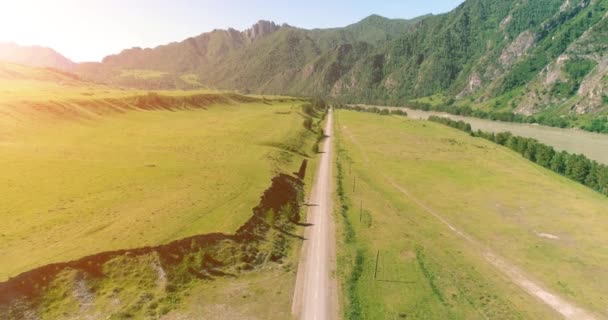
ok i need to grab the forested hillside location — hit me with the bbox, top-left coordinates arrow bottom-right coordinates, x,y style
58,0 -> 608,123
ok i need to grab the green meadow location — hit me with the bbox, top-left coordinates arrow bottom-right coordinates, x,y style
0,62 -> 231,106
334,110 -> 608,319
0,92 -> 314,281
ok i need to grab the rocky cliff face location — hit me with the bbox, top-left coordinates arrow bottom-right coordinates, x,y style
514,3 -> 608,115
244,20 -> 281,42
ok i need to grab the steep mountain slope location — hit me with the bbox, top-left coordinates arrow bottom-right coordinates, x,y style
330,0 -> 608,111
512,2 -> 608,115
76,17 -> 421,90
75,21 -> 280,89
103,21 -> 281,72
0,43 -> 76,71
77,0 -> 608,119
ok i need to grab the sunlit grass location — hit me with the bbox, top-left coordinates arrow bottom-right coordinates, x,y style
0,71 -> 313,280
335,110 -> 608,319
120,69 -> 167,79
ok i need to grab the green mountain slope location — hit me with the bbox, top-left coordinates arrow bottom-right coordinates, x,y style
75,17 -> 420,90
77,0 -> 608,118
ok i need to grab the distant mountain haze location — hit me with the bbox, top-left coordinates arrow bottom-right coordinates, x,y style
0,42 -> 76,71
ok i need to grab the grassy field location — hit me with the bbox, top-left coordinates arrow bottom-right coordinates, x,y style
0,62 -> 231,105
120,69 -> 168,79
0,62 -> 326,320
0,91 -> 315,281
0,62 -> 138,103
334,110 -> 608,319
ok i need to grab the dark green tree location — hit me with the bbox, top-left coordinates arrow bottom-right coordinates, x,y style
524,140 -> 538,162
535,144 -> 556,168
550,151 -> 567,175
566,154 -> 591,183
597,164 -> 608,196
585,162 -> 601,190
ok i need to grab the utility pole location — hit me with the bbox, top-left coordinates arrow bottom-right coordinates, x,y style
374,250 -> 380,280
359,200 -> 363,222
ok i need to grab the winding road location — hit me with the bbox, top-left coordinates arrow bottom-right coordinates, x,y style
292,109 -> 338,320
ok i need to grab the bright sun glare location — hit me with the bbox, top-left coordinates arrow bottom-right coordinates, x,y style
0,1 -> 151,62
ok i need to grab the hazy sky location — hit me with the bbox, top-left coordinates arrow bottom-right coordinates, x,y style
0,0 -> 464,62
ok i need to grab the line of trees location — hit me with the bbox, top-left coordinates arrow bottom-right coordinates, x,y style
303,98 -> 330,153
428,115 -> 608,197
400,100 -> 608,134
402,101 -> 572,128
427,116 -> 472,132
335,104 -> 408,117
302,97 -> 329,130
582,116 -> 608,134
338,101 -> 586,131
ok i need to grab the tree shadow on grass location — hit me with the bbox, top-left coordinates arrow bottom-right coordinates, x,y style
273,226 -> 307,241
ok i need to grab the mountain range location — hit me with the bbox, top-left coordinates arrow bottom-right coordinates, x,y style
1,0 -> 607,118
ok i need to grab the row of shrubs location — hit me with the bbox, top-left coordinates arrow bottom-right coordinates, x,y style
335,104 -> 408,117
581,116 -> 608,133
403,101 -> 572,128
302,98 -> 329,129
302,98 -> 330,153
336,151 -> 361,319
343,100 -> 607,134
428,115 -> 608,197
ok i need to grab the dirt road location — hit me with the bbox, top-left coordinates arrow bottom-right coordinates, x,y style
292,110 -> 338,320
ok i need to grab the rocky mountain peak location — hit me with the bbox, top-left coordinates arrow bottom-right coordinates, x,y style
244,20 -> 280,41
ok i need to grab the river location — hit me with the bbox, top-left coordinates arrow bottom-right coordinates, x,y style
368,106 -> 608,165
